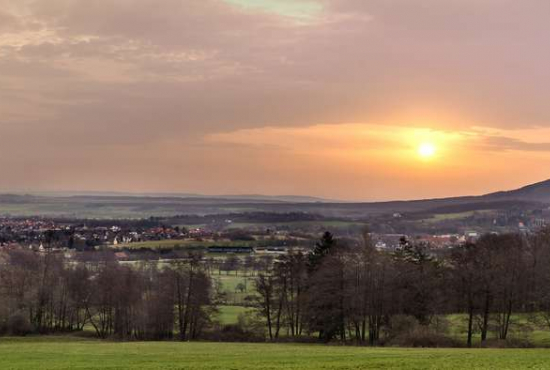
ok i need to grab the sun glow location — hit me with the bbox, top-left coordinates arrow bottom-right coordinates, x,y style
418,142 -> 436,158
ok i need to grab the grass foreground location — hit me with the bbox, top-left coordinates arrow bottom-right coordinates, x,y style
1,338 -> 550,369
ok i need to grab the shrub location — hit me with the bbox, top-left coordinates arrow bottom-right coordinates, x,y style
386,326 -> 460,347
484,338 -> 533,348
207,323 -> 264,342
384,315 -> 459,348
387,315 -> 419,337
208,313 -> 265,342
7,312 -> 33,336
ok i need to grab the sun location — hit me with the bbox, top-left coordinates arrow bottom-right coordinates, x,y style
418,142 -> 436,158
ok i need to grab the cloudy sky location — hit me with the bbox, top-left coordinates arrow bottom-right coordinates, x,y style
1,0 -> 550,200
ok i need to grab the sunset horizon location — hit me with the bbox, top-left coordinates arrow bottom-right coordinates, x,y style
7,175 -> 550,203
2,0 -> 550,201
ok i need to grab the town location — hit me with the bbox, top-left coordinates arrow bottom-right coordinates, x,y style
0,202 -> 548,260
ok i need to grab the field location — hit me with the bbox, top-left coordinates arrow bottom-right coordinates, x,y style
422,210 -> 495,223
1,338 -> 550,369
115,239 -> 257,249
224,220 -> 365,230
217,305 -> 253,324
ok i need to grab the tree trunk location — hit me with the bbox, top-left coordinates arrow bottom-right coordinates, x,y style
481,291 -> 490,345
467,304 -> 474,348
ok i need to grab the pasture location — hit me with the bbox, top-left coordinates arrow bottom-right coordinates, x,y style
0,338 -> 550,369
224,220 -> 365,230
217,305 -> 253,325
421,210 -> 496,223
114,239 -> 257,250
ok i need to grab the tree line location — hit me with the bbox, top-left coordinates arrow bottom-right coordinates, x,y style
0,251 -> 213,340
251,228 -> 550,347
2,227 -> 550,347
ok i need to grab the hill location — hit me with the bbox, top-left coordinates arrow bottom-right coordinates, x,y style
0,179 -> 549,218
482,179 -> 550,203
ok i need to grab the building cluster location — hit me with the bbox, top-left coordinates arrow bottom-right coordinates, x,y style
0,218 -> 191,251
373,231 -> 484,251
1,207 -> 549,257
0,218 -> 300,255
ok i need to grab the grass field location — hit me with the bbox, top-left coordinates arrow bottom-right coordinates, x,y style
214,272 -> 255,306
115,239 -> 257,249
217,305 -> 254,324
1,338 -> 550,369
423,210 -> 495,223
225,220 -> 365,230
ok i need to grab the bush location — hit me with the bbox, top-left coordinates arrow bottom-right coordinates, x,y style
384,315 -> 459,348
386,326 -> 460,347
207,323 -> 265,342
429,316 -> 451,334
7,312 -> 33,336
207,313 -> 265,342
483,338 -> 533,348
386,315 -> 419,337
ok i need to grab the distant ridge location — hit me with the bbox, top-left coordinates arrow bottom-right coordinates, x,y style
15,191 -> 336,203
5,179 -> 550,205
482,179 -> 550,203
0,178 -> 549,218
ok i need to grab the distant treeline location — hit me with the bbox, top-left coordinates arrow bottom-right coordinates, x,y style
2,228 -> 550,347
1,211 -> 332,229
157,212 -> 331,226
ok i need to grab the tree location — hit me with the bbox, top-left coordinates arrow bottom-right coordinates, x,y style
254,273 -> 276,340
450,242 -> 481,347
530,227 -> 550,331
171,253 -> 213,341
222,255 -> 240,276
307,232 -> 347,342
392,241 -> 443,326
308,232 -> 336,271
346,229 -> 392,345
276,252 -> 308,338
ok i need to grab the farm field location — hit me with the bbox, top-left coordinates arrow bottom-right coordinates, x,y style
114,239 -> 258,249
224,220 -> 365,230
113,238 -> 307,250
1,338 -> 550,369
422,210 -> 495,223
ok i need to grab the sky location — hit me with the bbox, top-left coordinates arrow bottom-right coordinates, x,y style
1,0 -> 550,201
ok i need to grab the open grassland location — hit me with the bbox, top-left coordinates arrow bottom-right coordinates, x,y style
1,338 -> 550,369
423,210 -> 495,223
217,305 -> 254,325
214,273 -> 256,306
224,220 -> 365,230
115,239 -> 257,249
113,238 -> 304,250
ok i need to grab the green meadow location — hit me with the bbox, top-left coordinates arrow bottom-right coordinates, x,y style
1,338 -> 550,369
114,239 -> 257,249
